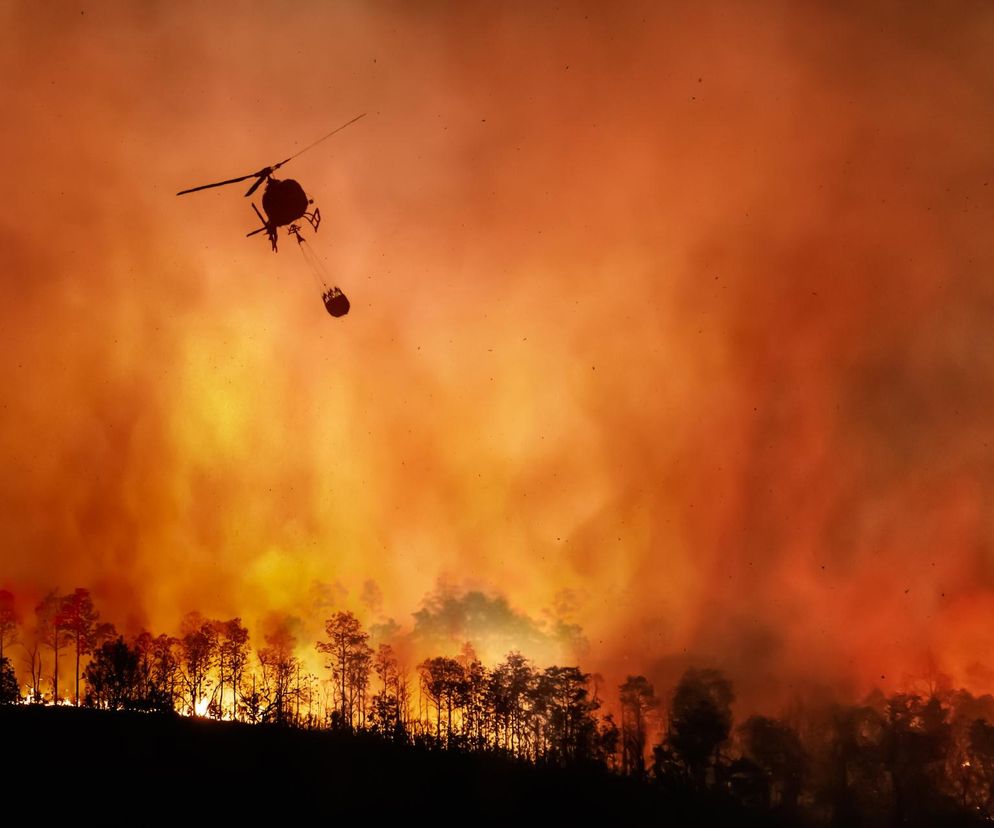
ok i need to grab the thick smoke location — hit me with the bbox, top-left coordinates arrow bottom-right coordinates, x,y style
2,2 -> 994,709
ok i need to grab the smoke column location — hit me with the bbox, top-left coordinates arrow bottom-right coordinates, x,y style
2,1 -> 994,707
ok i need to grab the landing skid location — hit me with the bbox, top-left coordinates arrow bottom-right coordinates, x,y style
246,205 -> 320,253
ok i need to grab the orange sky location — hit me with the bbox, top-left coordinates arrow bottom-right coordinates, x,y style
2,1 -> 994,709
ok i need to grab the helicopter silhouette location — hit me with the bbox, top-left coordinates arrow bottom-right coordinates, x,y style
176,113 -> 365,252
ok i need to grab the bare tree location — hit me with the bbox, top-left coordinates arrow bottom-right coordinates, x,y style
371,644 -> 402,736
35,591 -> 69,703
418,656 -> 465,744
316,611 -> 371,729
60,588 -> 101,706
215,618 -> 250,720
258,619 -> 299,725
459,644 -> 488,750
22,639 -> 43,702
133,632 -> 180,711
179,612 -> 217,715
620,675 -> 658,776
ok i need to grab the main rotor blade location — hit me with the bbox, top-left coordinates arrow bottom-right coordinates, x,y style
283,113 -> 366,164
176,169 -> 265,196
176,114 -> 364,197
245,161 -> 286,198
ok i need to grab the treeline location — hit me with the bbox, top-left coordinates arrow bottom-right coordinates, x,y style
1,588 -> 993,825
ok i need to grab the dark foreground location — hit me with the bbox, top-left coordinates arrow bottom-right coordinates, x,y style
3,706 -> 797,826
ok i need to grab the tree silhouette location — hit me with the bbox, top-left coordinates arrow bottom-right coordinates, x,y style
84,637 -> 139,710
347,635 -> 373,728
459,643 -> 488,750
818,703 -> 887,826
134,632 -> 180,711
35,591 -> 70,703
884,693 -> 952,824
418,655 -> 464,743
663,668 -> 734,787
22,638 -> 43,703
215,618 -> 250,720
59,588 -> 102,706
966,718 -> 994,818
489,652 -> 535,754
258,620 -> 300,725
179,612 -> 217,715
619,674 -> 658,777
316,611 -> 371,729
539,665 -> 599,765
739,714 -> 806,810
596,712 -> 621,769
240,672 -> 265,724
0,655 -> 18,704
370,643 -> 403,737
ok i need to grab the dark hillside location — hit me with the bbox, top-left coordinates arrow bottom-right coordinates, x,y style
2,706 -> 789,826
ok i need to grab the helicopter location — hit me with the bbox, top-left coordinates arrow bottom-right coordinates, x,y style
176,113 -> 365,253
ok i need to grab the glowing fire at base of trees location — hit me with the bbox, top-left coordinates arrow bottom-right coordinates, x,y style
4,585 -> 994,825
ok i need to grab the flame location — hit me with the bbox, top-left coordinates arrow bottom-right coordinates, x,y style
1,3 -> 994,711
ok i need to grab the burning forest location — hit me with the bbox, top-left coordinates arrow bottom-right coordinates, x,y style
4,0 -> 994,824
2,585 -> 994,825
